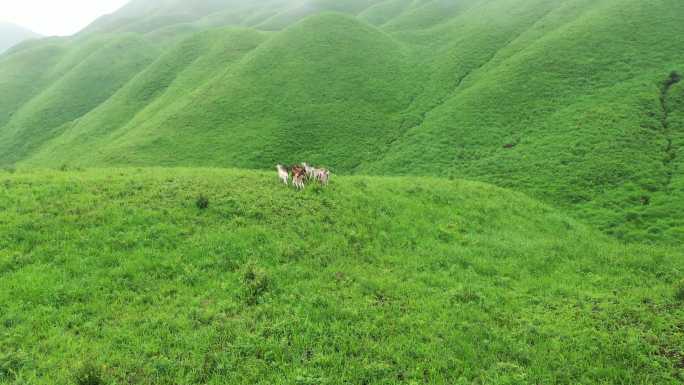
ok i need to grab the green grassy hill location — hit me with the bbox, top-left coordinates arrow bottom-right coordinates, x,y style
364,0 -> 684,244
0,168 -> 682,384
80,13 -> 415,170
0,35 -> 158,164
1,0 -> 683,245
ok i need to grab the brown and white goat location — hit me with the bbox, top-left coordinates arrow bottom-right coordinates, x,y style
291,166 -> 307,189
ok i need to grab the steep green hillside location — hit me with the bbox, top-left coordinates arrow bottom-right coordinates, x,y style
365,0 -> 684,245
0,35 -> 158,164
0,22 -> 40,54
0,40 -> 67,128
0,168 -> 682,384
1,0 -> 683,243
26,28 -> 268,166
90,13 -> 415,169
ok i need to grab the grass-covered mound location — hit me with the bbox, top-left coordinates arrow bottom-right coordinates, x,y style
0,168 -> 682,384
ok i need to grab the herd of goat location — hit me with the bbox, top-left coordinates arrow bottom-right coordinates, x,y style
277,163 -> 330,189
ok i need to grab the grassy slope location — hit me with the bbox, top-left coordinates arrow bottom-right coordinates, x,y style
365,0 -> 684,244
0,168 -> 682,384
26,28 -> 268,166
284,0 -> 679,246
0,35 -> 158,164
635,78 -> 684,242
254,0 -> 385,30
26,0 -> 547,170
0,0 -> 683,243
54,13 -> 416,170
358,0 -> 414,26
0,40 -> 68,128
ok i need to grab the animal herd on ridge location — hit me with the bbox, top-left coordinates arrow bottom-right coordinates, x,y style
277,163 -> 330,189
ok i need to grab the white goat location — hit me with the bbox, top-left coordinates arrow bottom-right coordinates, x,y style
314,168 -> 330,186
302,162 -> 315,179
276,164 -> 289,185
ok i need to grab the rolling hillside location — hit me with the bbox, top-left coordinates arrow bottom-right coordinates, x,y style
0,168 -> 682,384
1,0 -> 683,243
0,22 -> 40,54
3,2 -> 683,383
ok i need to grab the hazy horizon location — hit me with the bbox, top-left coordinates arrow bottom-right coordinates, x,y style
0,0 -> 129,36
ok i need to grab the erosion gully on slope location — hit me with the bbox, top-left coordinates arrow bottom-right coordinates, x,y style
659,70 -> 681,189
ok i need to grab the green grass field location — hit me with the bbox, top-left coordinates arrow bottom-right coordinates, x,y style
1,1 -> 684,383
0,168 -> 682,384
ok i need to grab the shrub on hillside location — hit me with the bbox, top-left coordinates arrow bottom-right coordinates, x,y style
665,71 -> 681,88
241,263 -> 270,305
196,194 -> 209,210
0,349 -> 27,381
74,363 -> 104,385
676,279 -> 684,301
451,288 -> 483,304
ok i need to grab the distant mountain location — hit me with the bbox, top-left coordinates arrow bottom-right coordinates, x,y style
0,22 -> 40,53
1,0 -> 683,244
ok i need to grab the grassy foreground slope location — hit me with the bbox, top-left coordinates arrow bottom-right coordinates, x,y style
1,168 -> 683,384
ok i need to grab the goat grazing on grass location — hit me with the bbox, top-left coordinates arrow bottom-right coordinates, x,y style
314,168 -> 330,186
291,165 -> 307,189
303,162 -> 330,185
276,164 -> 289,185
277,162 -> 330,189
302,162 -> 315,179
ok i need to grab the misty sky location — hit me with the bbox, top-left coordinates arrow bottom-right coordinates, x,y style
0,0 -> 129,36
